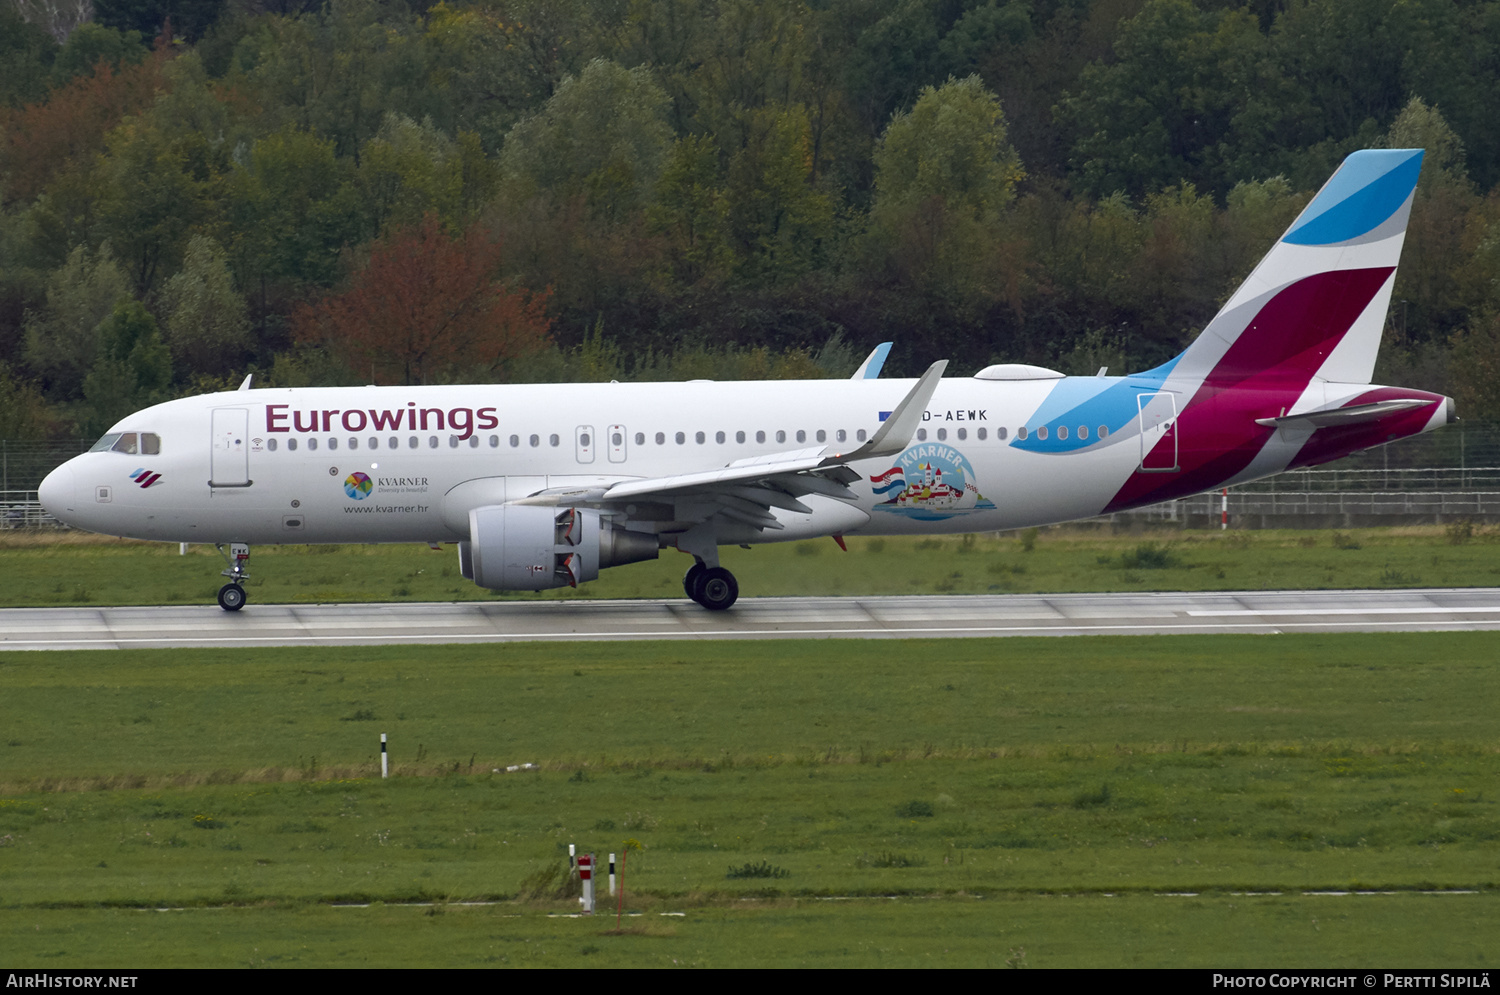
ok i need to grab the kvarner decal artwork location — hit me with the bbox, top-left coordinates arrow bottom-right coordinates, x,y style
869,445 -> 996,520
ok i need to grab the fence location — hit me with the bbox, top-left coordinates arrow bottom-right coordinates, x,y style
0,440 -> 93,493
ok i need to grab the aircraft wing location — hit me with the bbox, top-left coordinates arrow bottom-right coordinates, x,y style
520,361 -> 946,531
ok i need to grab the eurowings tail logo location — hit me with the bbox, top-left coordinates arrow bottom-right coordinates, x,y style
129,468 -> 161,488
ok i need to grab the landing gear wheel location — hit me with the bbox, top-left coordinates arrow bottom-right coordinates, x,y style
683,562 -> 706,600
217,583 -> 247,612
694,567 -> 738,611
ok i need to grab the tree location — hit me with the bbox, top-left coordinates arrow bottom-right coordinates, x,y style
11,0 -> 95,45
80,297 -> 171,435
159,234 -> 249,375
722,103 -> 833,285
0,45 -> 166,205
1058,0 -> 1267,199
867,74 -> 1024,308
356,112 -> 495,233
0,360 -> 49,439
22,243 -> 128,398
501,58 -> 674,223
292,215 -> 551,385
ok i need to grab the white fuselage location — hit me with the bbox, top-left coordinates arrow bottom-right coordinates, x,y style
42,377 -> 1149,545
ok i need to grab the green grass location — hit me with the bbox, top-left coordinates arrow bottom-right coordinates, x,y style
1,634 -> 1497,965
3,524 -> 1500,607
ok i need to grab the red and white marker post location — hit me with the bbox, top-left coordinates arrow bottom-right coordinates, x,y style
578,853 -> 595,915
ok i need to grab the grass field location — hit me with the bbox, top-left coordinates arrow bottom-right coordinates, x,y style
2,634 -> 1497,967
1,522 -> 1499,607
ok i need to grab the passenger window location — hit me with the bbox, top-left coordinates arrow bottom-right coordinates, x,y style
529,434 -> 539,447
675,432 -> 685,445
510,435 -> 520,447
916,429 -> 927,441
549,434 -> 559,447
715,431 -> 725,444
1078,425 -> 1089,440
957,428 -> 967,440
656,432 -> 665,445
390,437 -> 399,449
796,430 -> 806,443
268,438 -> 278,452
936,428 -> 947,441
429,436 -> 439,448
776,430 -> 786,443
856,429 -> 867,442
1017,427 -> 1027,441
328,438 -> 338,450
978,427 -> 988,441
635,432 -> 645,445
994,427 -> 1003,440
836,429 -> 846,443
349,437 -> 359,450
488,435 -> 498,447
1057,426 -> 1068,441
736,431 -> 746,443
288,438 -> 299,451
695,431 -> 705,444
756,431 -> 766,443
816,429 -> 826,443
449,435 -> 459,448
308,438 -> 319,451
410,436 -> 420,449
1099,425 -> 1109,439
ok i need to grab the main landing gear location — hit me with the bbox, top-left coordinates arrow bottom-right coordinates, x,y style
215,542 -> 250,611
683,561 -> 739,611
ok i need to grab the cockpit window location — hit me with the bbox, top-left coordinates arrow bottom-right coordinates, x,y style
95,432 -> 161,455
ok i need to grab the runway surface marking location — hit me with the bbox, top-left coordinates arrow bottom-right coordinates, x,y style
3,589 -> 1500,650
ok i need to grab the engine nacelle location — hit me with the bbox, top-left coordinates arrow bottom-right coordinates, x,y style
459,505 -> 658,591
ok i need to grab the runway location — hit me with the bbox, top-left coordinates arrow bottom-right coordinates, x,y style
4,588 -> 1500,650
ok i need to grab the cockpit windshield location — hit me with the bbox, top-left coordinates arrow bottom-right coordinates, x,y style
89,432 -> 161,455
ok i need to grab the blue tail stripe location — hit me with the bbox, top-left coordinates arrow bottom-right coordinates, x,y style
1284,149 -> 1423,246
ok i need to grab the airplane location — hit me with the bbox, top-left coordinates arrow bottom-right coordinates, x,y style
39,148 -> 1452,612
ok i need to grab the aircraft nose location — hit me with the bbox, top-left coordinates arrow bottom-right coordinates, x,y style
38,463 -> 75,517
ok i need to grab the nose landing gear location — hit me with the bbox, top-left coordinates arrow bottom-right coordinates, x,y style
215,542 -> 250,611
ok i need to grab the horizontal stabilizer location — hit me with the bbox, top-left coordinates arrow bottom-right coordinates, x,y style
1254,398 -> 1431,429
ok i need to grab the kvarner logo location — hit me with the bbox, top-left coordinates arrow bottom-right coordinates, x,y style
869,445 -> 995,521
344,471 -> 373,500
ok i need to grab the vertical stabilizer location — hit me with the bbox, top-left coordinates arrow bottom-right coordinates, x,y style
1170,148 -> 1423,389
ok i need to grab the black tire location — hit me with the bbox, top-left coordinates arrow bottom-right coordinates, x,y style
683,562 -> 707,600
217,583 -> 246,611
695,567 -> 738,611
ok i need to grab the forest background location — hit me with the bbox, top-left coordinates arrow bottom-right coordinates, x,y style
2,0 -> 1499,441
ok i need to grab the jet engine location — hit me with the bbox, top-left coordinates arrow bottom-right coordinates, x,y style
459,505 -> 659,591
